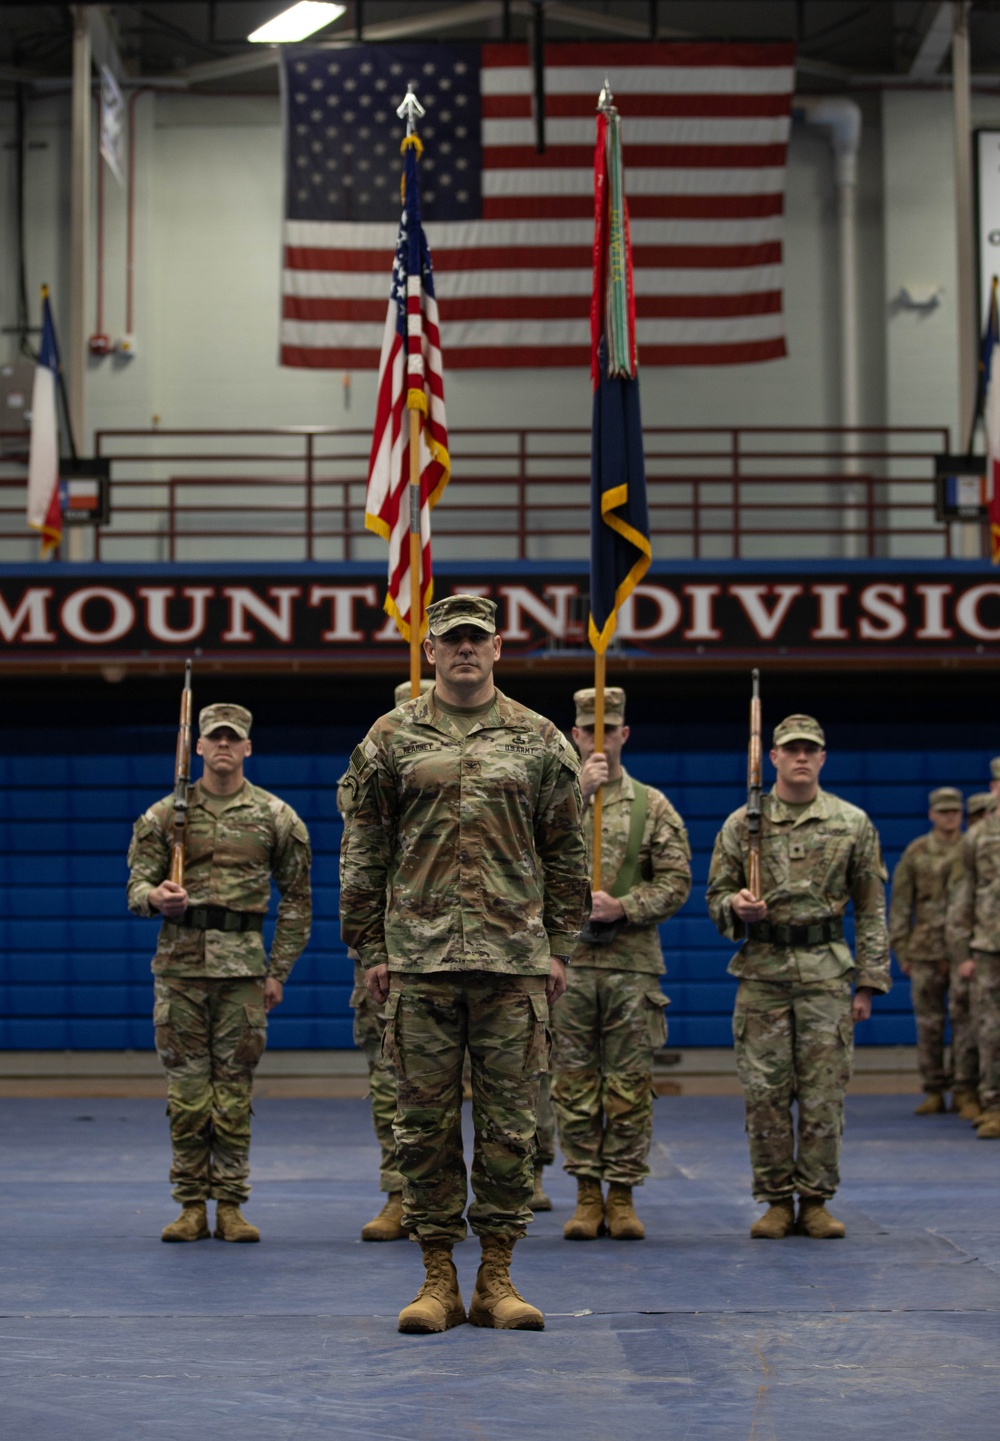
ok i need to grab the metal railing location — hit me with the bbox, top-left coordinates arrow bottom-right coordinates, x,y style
0,424 -> 967,563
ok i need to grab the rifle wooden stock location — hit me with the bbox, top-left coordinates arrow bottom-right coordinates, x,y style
746,668 -> 762,901
169,660 -> 193,886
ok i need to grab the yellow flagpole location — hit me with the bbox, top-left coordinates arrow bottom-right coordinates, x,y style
592,650 -> 606,892
408,408 -> 422,697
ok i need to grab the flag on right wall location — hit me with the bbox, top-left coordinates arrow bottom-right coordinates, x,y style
981,277 -> 1000,563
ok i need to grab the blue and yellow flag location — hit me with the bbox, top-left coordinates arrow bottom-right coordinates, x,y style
588,105 -> 651,653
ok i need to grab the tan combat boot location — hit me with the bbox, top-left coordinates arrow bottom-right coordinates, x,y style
914,1093 -> 946,1115
397,1242 -> 466,1333
749,1199 -> 795,1239
563,1177 -> 605,1240
796,1197 -> 846,1238
529,1167 -> 552,1212
975,1109 -> 1000,1139
361,1192 -> 406,1242
214,1203 -> 261,1242
954,1090 -> 983,1122
161,1201 -> 209,1243
468,1235 -> 544,1330
604,1182 -> 645,1240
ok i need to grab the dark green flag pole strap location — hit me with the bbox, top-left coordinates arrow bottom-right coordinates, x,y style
609,782 -> 648,899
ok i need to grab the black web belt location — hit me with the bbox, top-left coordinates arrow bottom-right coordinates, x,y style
747,918 -> 843,947
175,906 -> 265,934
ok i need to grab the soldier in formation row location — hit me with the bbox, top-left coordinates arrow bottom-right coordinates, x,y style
945,762 -> 1000,1140
947,791 -> 994,1120
889,788 -> 965,1114
706,715 -> 891,1240
127,704 -> 312,1243
346,680 -> 433,1246
555,686 -> 691,1242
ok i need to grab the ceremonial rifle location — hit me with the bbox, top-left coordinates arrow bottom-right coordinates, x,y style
747,669 -> 762,901
169,660 -> 193,887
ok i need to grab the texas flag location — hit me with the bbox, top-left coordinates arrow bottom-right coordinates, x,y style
26,288 -> 62,557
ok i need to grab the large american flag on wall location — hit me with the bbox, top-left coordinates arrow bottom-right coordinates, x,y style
281,41 -> 795,369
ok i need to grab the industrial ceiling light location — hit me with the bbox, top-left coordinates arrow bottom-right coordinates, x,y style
248,2 -> 346,43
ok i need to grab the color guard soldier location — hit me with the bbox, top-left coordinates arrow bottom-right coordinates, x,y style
128,704 -> 311,1243
706,715 -> 891,1240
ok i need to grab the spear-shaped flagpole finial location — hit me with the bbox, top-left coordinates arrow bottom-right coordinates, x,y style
597,77 -> 616,113
396,82 -> 426,137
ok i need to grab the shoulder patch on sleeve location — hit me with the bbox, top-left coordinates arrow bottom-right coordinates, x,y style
658,793 -> 685,829
139,800 -> 171,836
555,730 -> 581,775
350,738 -> 378,773
341,735 -> 379,814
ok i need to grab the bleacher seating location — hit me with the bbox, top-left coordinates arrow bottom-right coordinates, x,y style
0,743 -> 991,1050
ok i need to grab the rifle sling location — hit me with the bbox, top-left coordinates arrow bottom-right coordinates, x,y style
607,781 -> 648,900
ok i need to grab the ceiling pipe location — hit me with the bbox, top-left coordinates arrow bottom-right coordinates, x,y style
795,95 -> 863,554
796,96 -> 862,433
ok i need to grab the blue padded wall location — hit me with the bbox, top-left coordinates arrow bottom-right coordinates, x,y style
0,739 -> 989,1049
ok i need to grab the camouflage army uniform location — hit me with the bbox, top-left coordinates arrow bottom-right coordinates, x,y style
946,811 -> 1000,1117
553,766 -> 691,1184
948,794 -> 994,1098
339,685 -> 589,1244
350,955 -> 403,1193
337,766 -> 403,1198
128,780 -> 311,1204
706,787 -> 890,1203
889,829 -> 963,1095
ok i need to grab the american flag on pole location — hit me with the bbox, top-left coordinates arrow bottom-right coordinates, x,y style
26,288 -> 62,556
364,130 -> 450,639
281,41 -> 795,369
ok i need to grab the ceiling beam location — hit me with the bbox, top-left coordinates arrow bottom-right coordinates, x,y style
356,1 -> 503,40
909,1 -> 953,77
510,1 -> 653,39
167,48 -> 280,85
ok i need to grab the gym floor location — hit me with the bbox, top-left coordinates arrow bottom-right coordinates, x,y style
1,1093 -> 995,1441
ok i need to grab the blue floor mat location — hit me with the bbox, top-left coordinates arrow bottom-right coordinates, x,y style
0,1094 -> 997,1441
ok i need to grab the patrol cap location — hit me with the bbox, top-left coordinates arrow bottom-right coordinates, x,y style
394,679 -> 434,705
426,594 -> 497,637
199,703 -> 252,739
929,786 -> 963,812
772,714 -> 825,748
574,687 -> 626,727
990,757 -> 1000,780
967,792 -> 996,818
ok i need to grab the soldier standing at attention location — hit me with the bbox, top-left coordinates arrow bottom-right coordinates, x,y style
946,784 -> 1000,1139
706,715 -> 891,1240
889,788 -> 964,1115
128,704 -> 312,1242
339,596 -> 589,1334
948,792 -> 995,1121
990,757 -> 1000,801
554,686 -> 691,1242
346,679 -> 431,1245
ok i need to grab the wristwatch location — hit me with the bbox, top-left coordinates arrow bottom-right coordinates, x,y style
551,953 -> 573,964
